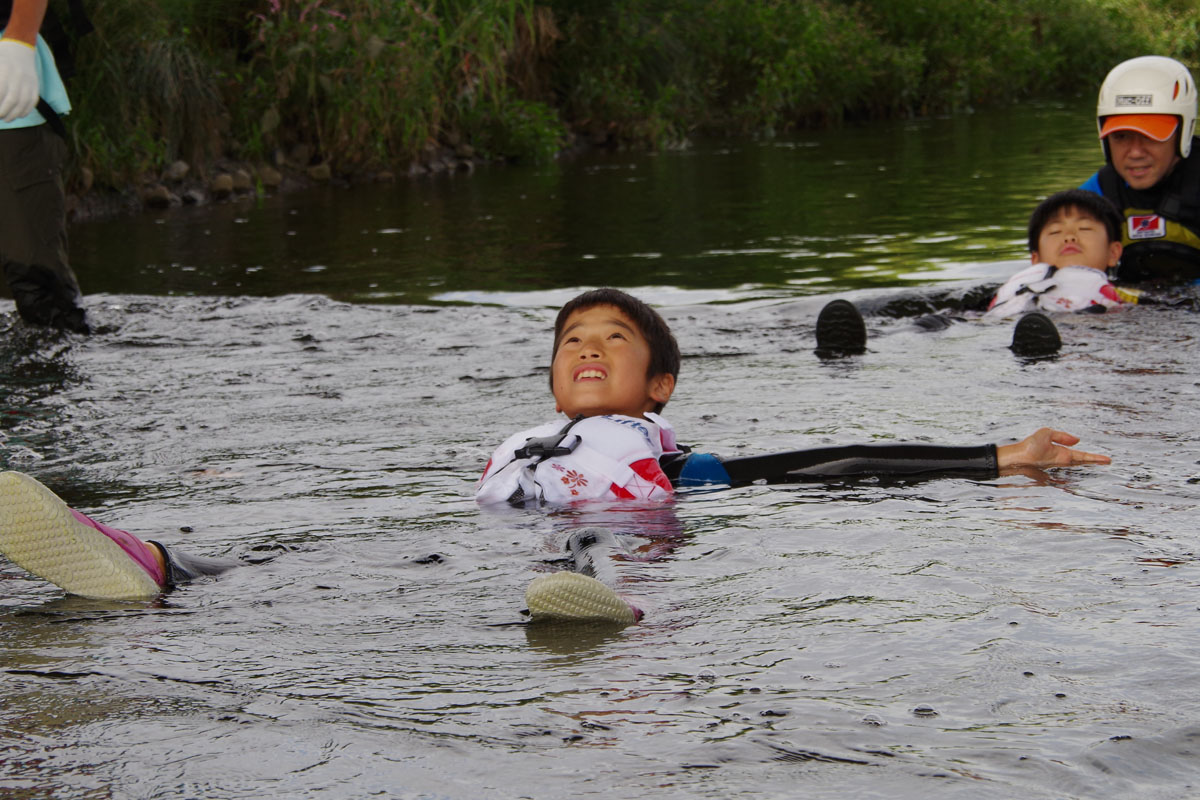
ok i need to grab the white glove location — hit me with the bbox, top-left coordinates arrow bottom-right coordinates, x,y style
0,38 -> 39,123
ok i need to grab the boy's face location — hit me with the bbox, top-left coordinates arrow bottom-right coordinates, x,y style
551,304 -> 675,418
1106,128 -> 1181,190
1032,206 -> 1122,272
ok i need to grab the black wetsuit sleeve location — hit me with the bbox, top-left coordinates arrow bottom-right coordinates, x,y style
661,443 -> 999,486
148,541 -> 237,589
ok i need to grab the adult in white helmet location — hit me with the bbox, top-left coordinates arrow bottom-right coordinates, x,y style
0,0 -> 89,332
1080,55 -> 1200,283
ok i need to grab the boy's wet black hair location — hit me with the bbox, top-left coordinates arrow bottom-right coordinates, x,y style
551,288 -> 681,412
1027,189 -> 1123,253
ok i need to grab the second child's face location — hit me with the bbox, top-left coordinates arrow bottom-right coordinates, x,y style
551,304 -> 674,419
1032,207 -> 1122,272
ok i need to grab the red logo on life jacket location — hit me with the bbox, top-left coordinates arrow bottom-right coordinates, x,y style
1128,214 -> 1166,240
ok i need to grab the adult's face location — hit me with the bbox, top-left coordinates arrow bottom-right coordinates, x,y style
1106,129 -> 1182,190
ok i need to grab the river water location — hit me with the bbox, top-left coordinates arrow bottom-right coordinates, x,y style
3,103 -> 1199,799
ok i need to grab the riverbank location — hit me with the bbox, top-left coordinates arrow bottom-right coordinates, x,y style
57,0 -> 1197,218
66,126 -> 607,224
65,138 -> 518,223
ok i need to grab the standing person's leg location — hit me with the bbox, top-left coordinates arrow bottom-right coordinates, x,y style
0,125 -> 89,333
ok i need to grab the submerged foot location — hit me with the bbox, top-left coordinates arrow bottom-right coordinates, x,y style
0,471 -> 163,600
525,572 -> 642,626
1010,312 -> 1062,358
814,299 -> 867,358
565,526 -> 627,585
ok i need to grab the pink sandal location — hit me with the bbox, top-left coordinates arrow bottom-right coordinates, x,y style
0,471 -> 163,599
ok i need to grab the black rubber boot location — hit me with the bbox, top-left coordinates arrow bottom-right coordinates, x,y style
4,261 -> 90,334
814,299 -> 867,358
1010,312 -> 1061,358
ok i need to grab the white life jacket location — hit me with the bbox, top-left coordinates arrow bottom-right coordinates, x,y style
985,263 -> 1128,319
476,413 -> 680,507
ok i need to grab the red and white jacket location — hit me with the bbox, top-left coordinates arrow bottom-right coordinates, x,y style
476,413 -> 680,506
985,263 -> 1129,319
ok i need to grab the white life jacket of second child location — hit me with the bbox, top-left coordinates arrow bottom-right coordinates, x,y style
985,263 -> 1128,319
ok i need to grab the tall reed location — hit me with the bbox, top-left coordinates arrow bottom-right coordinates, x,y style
54,0 -> 1200,191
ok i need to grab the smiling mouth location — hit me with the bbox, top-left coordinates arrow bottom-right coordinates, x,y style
575,368 -> 606,381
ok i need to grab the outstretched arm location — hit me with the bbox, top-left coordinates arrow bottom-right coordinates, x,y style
669,441 -> 1002,485
996,428 -> 1110,472
665,428 -> 1110,486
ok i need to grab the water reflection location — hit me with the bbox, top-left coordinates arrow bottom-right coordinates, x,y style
0,320 -> 86,471
66,102 -> 1098,305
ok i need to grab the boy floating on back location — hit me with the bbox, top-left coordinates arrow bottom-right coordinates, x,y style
477,288 -> 1110,623
1,290 -> 1110,617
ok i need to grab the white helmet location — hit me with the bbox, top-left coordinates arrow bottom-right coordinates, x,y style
1097,55 -> 1197,160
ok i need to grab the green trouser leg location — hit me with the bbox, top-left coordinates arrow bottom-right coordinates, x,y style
0,125 -> 89,334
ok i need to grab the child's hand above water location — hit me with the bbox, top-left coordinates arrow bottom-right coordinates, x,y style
997,428 -> 1111,472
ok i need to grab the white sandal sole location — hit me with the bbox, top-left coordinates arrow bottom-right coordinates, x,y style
0,471 -> 160,600
525,572 -> 637,625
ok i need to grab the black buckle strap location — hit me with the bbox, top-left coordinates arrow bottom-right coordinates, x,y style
514,434 -> 579,460
1014,264 -> 1059,298
36,98 -> 67,140
514,415 -> 584,460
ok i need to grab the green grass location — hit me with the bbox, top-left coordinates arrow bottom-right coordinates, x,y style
52,0 -> 1200,191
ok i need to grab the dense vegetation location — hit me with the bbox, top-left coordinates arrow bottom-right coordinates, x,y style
51,0 -> 1200,190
